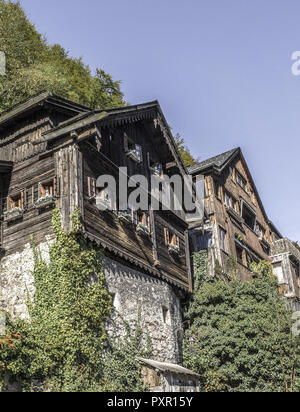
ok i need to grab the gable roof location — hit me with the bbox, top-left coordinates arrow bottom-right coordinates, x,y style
189,147 -> 283,238
0,91 -> 90,129
188,148 -> 240,175
39,98 -> 187,175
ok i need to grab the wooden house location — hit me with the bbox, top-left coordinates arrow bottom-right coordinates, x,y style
189,148 -> 300,309
0,91 -> 192,363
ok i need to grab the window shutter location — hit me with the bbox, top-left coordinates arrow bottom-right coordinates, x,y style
164,228 -> 169,245
54,177 -> 60,198
88,177 -> 91,197
92,178 -> 96,198
88,177 -> 96,198
21,190 -> 25,210
38,182 -> 43,199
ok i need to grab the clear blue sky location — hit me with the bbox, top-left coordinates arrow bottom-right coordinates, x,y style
20,0 -> 300,241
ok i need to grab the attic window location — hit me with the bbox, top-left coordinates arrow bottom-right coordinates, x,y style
124,134 -> 142,163
237,172 -> 247,190
241,201 -> 256,231
149,160 -> 163,177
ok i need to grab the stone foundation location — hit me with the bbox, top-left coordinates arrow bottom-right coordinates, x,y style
103,258 -> 183,364
0,237 -> 53,320
0,241 -> 183,363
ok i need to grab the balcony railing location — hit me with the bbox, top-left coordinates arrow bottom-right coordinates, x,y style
270,238 -> 300,262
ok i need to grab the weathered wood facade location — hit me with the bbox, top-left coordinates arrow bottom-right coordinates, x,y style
189,148 -> 300,308
0,92 -> 192,294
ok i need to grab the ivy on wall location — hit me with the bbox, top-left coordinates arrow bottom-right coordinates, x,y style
184,254 -> 300,392
0,209 -> 151,392
102,310 -> 152,392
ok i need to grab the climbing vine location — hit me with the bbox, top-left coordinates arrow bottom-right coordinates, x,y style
101,310 -> 152,392
0,209 -> 151,392
184,254 -> 300,392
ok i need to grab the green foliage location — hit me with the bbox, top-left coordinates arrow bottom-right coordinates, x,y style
174,133 -> 198,167
0,209 -> 152,392
225,255 -> 238,281
101,311 -> 152,392
0,209 -> 112,392
184,255 -> 300,392
0,1 -> 125,112
292,241 -> 300,252
193,249 -> 212,291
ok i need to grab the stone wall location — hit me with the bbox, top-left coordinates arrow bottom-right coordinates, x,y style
103,258 -> 183,364
0,241 -> 183,364
0,237 -> 53,320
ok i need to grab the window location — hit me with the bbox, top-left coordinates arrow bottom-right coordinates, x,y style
136,210 -> 149,227
236,244 -> 244,264
219,227 -> 227,252
88,177 -> 96,198
135,210 -> 151,235
96,188 -> 113,209
125,135 -> 142,163
237,172 -> 247,190
40,181 -> 54,198
255,223 -> 266,240
193,232 -> 212,252
162,306 -> 171,325
8,193 -> 22,210
149,160 -> 163,177
224,192 -> 231,208
164,228 -> 180,252
241,201 -> 256,231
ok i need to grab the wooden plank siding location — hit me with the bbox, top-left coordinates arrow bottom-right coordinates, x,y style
0,98 -> 191,291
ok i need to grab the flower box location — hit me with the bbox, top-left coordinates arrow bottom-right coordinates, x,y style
168,244 -> 179,254
150,165 -> 162,177
137,223 -> 150,236
34,196 -> 55,209
96,197 -> 111,210
118,211 -> 133,224
4,207 -> 24,222
126,150 -> 141,163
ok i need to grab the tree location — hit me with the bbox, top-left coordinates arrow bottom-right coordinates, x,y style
174,133 -> 198,167
293,241 -> 300,252
183,253 -> 300,392
0,1 -> 125,113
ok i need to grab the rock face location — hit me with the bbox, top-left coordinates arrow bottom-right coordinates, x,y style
0,243 -> 183,364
